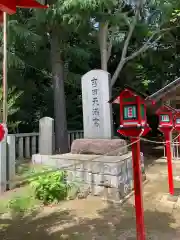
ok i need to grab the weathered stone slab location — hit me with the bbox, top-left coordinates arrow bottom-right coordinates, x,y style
71,139 -> 128,156
7,135 -> 16,190
91,153 -> 131,174
39,117 -> 54,155
52,153 -> 98,170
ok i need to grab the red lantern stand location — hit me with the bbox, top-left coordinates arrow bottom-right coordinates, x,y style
156,105 -> 176,195
112,88 -> 150,240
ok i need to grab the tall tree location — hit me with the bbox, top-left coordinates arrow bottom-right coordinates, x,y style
64,0 -> 177,87
31,1 -> 92,152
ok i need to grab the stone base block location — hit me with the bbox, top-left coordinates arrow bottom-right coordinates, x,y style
90,186 -> 125,201
71,139 -> 128,156
167,194 -> 178,202
32,152 -> 145,201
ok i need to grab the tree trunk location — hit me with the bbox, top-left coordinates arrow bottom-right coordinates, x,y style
99,22 -> 108,71
50,29 -> 69,153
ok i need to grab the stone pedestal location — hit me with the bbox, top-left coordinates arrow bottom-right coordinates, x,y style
32,151 -> 145,201
33,152 -> 134,201
71,138 -> 128,155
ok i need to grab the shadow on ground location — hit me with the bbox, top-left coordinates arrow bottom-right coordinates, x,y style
174,188 -> 180,196
140,141 -> 164,167
0,199 -> 179,240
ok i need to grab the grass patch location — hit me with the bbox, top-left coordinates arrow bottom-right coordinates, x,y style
7,195 -> 38,214
0,186 -> 41,216
15,161 -> 55,187
0,162 -> 53,215
0,199 -> 7,214
0,161 -> 81,215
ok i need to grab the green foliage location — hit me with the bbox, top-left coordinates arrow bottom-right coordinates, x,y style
7,196 -> 36,214
2,0 -> 180,134
0,86 -> 23,131
171,9 -> 180,23
30,171 -> 69,204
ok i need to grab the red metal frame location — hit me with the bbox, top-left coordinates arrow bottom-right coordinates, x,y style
0,0 -> 47,16
156,105 -> 176,195
111,88 -> 150,240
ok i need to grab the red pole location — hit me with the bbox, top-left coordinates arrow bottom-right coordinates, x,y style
131,137 -> 145,240
164,132 -> 174,195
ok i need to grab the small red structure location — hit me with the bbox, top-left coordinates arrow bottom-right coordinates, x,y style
156,105 -> 175,130
0,0 -> 47,15
156,105 -> 176,195
110,87 -> 150,240
174,110 -> 180,132
111,88 -> 150,137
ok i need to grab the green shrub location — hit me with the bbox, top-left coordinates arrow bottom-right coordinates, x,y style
30,171 -> 69,204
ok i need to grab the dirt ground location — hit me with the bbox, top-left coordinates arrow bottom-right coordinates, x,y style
1,160 -> 180,239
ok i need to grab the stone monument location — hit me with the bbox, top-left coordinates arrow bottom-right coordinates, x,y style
81,69 -> 113,139
7,135 -> 16,189
39,117 -> 54,155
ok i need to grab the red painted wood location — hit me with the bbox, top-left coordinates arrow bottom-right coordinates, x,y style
17,0 -> 48,8
164,132 -> 174,195
131,137 -> 146,240
0,1 -> 16,14
0,0 -> 47,16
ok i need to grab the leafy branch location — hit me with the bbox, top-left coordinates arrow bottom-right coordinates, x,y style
111,0 -> 143,86
111,21 -> 176,86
